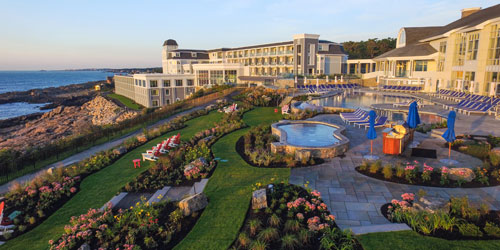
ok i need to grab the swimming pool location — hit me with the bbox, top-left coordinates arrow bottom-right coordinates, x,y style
278,123 -> 339,147
310,91 -> 417,110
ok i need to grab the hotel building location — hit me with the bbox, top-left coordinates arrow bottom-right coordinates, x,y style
349,4 -> 500,96
115,34 -> 347,108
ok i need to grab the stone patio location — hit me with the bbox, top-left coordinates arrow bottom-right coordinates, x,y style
290,114 -> 500,234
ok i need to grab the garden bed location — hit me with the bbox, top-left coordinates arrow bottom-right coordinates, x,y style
49,199 -> 203,250
355,160 -> 500,188
235,124 -> 324,168
231,183 -> 362,250
122,106 -> 250,192
381,194 -> 500,241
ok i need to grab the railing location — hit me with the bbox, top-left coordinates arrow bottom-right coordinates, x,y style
278,51 -> 284,55
263,52 -> 269,56
270,52 -> 276,55
256,53 -> 262,56
286,50 -> 293,54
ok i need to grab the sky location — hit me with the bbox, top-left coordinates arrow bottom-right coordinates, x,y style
0,0 -> 498,70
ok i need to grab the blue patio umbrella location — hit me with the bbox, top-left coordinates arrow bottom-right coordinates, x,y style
366,110 -> 377,156
407,101 -> 421,129
442,111 -> 457,160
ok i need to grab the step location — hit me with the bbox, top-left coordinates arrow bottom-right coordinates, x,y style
101,192 -> 128,211
349,223 -> 411,235
189,178 -> 209,195
147,186 -> 171,205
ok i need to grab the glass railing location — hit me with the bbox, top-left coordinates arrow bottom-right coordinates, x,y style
278,51 -> 284,55
286,50 -> 293,54
263,52 -> 269,56
256,53 -> 262,56
270,52 -> 276,55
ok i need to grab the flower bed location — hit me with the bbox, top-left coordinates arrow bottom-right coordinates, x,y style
236,124 -> 322,168
1,107 -> 221,240
49,199 -> 200,250
382,193 -> 500,240
123,107 -> 249,192
355,160 -> 500,188
233,87 -> 282,107
231,183 -> 361,250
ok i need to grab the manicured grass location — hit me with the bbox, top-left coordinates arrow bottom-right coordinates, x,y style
358,229 -> 500,250
174,107 -> 291,250
1,111 -> 223,250
107,93 -> 142,110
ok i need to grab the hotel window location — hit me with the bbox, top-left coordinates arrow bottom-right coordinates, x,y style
439,41 -> 447,53
198,70 -> 209,85
297,45 -> 301,53
454,33 -> 467,66
166,99 -> 170,105
152,100 -> 159,107
142,80 -> 146,87
150,80 -> 158,88
467,33 -> 480,60
163,80 -> 171,87
187,79 -> 194,86
134,79 -> 138,86
176,52 -> 180,57
488,25 -> 500,65
175,80 -> 183,87
150,89 -> 159,96
414,60 -> 428,72
297,56 -> 301,65
165,89 -> 170,95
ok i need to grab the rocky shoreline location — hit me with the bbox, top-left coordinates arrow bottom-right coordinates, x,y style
0,80 -> 140,150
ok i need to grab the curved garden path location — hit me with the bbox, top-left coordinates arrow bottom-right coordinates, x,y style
174,107 -> 290,250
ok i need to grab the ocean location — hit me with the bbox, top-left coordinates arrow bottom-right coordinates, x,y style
0,70 -> 114,120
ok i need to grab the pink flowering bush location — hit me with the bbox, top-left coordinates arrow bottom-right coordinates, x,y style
49,200 -> 190,250
233,183 -> 359,249
404,163 -> 418,183
422,164 -> 434,183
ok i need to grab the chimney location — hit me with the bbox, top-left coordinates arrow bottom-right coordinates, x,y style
461,7 -> 481,18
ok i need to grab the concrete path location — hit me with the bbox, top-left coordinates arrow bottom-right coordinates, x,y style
0,103 -> 214,194
290,114 -> 500,233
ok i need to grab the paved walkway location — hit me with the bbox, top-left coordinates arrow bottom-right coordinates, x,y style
0,103 -> 215,194
290,114 -> 500,233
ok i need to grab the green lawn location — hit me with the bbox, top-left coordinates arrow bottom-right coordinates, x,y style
2,111 -> 223,250
358,230 -> 500,250
174,107 -> 291,250
107,93 -> 142,110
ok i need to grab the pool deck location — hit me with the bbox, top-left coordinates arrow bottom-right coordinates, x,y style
291,114 -> 500,234
362,89 -> 500,137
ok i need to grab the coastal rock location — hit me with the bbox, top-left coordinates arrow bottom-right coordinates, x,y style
252,188 -> 267,210
136,134 -> 147,143
448,168 -> 475,182
0,95 -> 138,151
179,193 -> 208,216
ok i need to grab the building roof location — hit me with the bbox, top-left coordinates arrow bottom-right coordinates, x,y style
421,4 -> 500,41
169,51 -> 209,60
238,76 -> 280,82
172,49 -> 208,53
375,43 -> 437,59
163,39 -> 178,46
317,43 -> 347,55
403,27 -> 442,45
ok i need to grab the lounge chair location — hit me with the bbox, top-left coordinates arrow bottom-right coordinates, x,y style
344,113 -> 370,124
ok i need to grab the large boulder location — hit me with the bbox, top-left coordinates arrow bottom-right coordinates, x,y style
448,168 -> 475,182
413,197 -> 450,213
179,193 -> 208,216
112,146 -> 127,156
136,134 -> 147,143
491,147 -> 500,156
252,189 -> 267,210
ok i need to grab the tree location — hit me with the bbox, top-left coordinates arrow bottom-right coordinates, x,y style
342,38 -> 396,59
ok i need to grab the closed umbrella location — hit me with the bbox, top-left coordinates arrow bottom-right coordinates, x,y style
407,101 -> 420,141
440,111 -> 458,165
365,110 -> 378,160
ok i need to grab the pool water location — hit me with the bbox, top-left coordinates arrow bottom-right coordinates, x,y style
311,92 -> 416,110
279,123 -> 339,147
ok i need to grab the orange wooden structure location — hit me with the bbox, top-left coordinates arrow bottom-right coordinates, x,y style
382,123 -> 410,155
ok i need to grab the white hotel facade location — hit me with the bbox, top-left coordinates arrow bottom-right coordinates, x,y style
114,34 -> 347,108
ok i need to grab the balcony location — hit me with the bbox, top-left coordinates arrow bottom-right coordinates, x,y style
286,50 -> 293,54
270,51 -> 276,55
256,53 -> 262,56
279,62 -> 285,65
263,52 -> 269,56
278,51 -> 284,55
